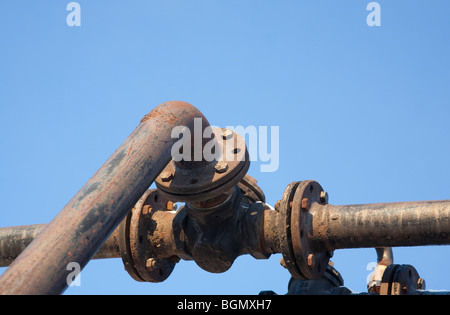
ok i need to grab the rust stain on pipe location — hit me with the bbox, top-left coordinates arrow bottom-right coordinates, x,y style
0,101 -> 209,295
0,224 -> 120,267
308,199 -> 450,252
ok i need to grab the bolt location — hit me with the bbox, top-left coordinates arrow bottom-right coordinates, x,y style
280,257 -> 287,269
301,198 -> 310,212
146,258 -> 157,270
215,161 -> 229,174
142,205 -> 152,215
222,129 -> 234,140
160,170 -> 174,182
320,191 -> 329,204
307,254 -> 315,267
401,285 -> 409,295
417,278 -> 426,290
166,201 -> 177,211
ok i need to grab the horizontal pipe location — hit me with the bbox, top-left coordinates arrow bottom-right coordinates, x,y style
0,101 -> 209,295
309,200 -> 450,252
0,224 -> 120,267
0,225 -> 45,268
3,199 -> 450,287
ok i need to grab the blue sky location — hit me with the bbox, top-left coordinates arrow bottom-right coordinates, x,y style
1,1 -> 450,294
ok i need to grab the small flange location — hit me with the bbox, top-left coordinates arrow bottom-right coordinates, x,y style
155,127 -> 250,202
380,264 -> 422,295
278,180 -> 331,280
237,174 -> 266,204
118,189 -> 177,283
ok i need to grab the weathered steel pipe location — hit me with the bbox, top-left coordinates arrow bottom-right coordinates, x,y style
0,101 -> 210,295
0,224 -> 121,267
308,199 -> 450,252
261,181 -> 450,281
0,224 -> 45,268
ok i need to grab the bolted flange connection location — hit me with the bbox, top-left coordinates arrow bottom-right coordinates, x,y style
155,127 -> 250,203
2,177 -> 450,290
275,181 -> 332,280
118,175 -> 271,276
380,264 -> 424,295
117,189 -> 179,283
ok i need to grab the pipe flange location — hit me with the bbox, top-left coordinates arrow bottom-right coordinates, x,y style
380,264 -> 422,295
118,189 -> 177,283
279,180 -> 331,280
237,174 -> 266,203
278,181 -> 306,279
155,127 -> 250,202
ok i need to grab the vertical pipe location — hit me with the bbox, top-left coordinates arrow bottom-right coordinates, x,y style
0,101 -> 209,295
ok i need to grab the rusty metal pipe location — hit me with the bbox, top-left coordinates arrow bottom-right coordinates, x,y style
0,224 -> 45,268
0,224 -> 121,267
0,101 -> 210,295
261,181 -> 450,281
308,200 -> 450,252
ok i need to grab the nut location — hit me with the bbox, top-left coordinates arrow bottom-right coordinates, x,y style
222,129 -> 234,140
320,191 -> 329,204
146,258 -> 157,270
214,161 -> 229,174
142,205 -> 152,215
307,254 -> 315,267
301,198 -> 310,212
166,201 -> 177,211
160,170 -> 174,182
417,278 -> 426,290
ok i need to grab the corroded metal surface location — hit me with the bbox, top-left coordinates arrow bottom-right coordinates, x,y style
380,264 -> 422,295
285,264 -> 349,295
0,224 -> 120,267
0,97 -> 449,295
0,224 -> 46,268
119,189 -> 178,282
307,199 -> 450,251
0,101 -> 209,295
259,180 -> 450,282
368,247 -> 394,294
289,181 -> 331,279
156,128 -> 250,202
237,175 -> 266,204
2,174 -> 450,294
264,180 -> 332,280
